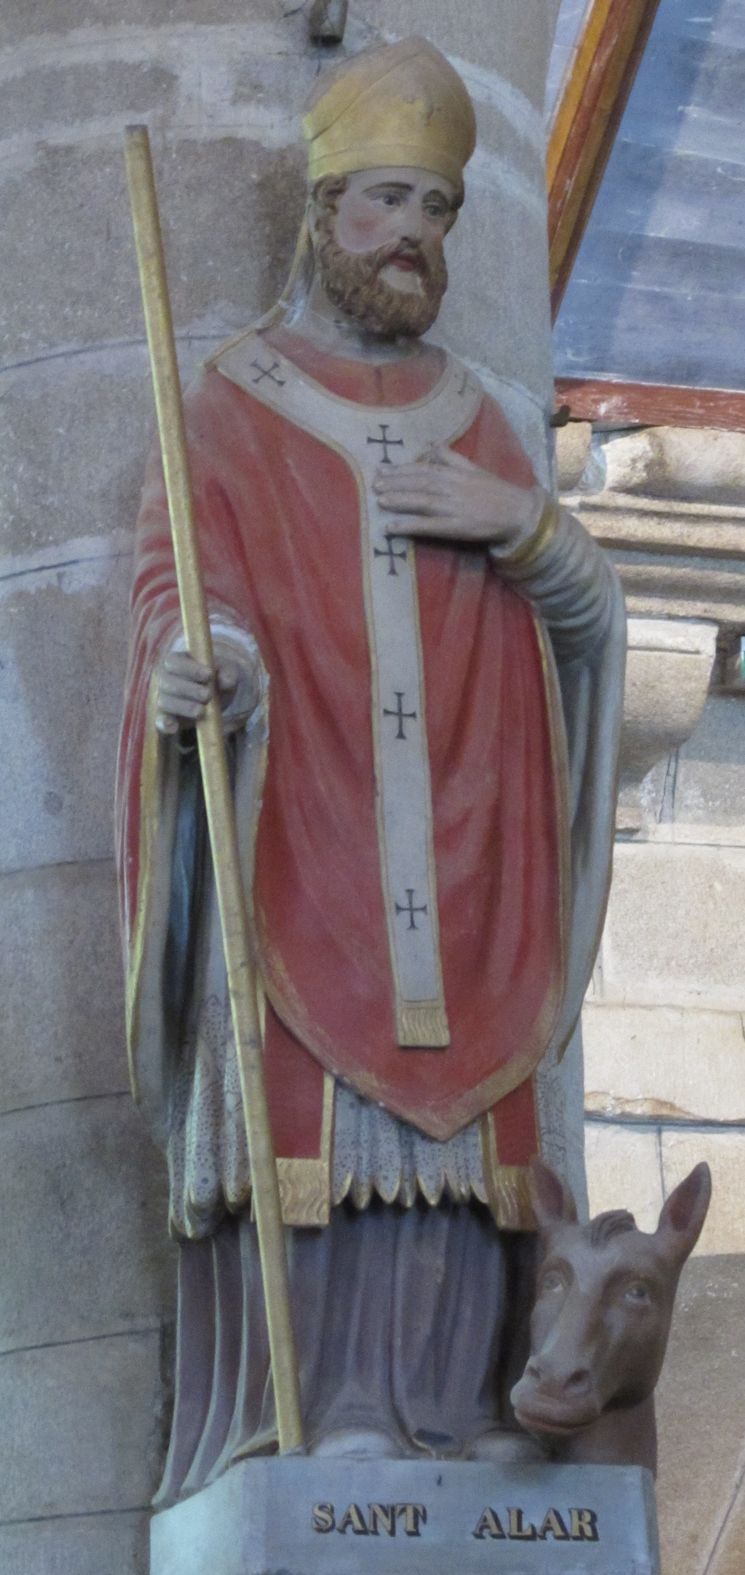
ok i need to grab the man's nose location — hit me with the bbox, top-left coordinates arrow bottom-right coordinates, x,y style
400,198 -> 424,241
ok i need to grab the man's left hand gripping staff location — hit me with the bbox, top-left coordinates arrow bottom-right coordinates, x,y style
155,648 -> 260,736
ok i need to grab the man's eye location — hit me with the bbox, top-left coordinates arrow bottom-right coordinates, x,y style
425,204 -> 446,219
540,1270 -> 565,1295
377,193 -> 400,206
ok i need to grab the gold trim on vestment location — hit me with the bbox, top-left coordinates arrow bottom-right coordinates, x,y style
477,603 -> 574,1237
397,1001 -> 450,1048
503,497 -> 560,569
275,1069 -> 334,1226
480,1115 -> 536,1232
254,1073 -> 334,1228
276,1161 -> 327,1227
535,617 -> 573,1058
125,679 -> 168,1101
274,1071 -> 334,1227
276,1159 -> 329,1227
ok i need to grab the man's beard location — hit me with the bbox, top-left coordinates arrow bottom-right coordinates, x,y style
315,216 -> 448,340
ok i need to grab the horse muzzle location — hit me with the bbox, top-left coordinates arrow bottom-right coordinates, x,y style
510,1369 -> 602,1436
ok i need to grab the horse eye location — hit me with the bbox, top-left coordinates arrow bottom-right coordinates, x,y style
624,1281 -> 651,1305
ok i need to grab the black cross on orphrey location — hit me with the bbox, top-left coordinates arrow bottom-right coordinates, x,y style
367,423 -> 404,464
374,537 -> 407,576
250,358 -> 285,387
383,691 -> 417,741
395,888 -> 428,931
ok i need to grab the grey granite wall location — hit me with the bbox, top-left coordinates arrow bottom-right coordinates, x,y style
582,691 -> 745,1574
7,5 -> 743,1570
1,4 -> 559,1570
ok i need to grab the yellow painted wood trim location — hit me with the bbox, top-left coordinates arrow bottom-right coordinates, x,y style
549,0 -> 651,293
547,0 -> 616,189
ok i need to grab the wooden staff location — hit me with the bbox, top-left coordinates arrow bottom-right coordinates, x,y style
123,123 -> 304,1453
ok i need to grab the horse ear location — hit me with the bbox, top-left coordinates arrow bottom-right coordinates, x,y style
529,1159 -> 578,1233
656,1163 -> 712,1263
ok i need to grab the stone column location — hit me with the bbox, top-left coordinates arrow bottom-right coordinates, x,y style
0,5 -> 560,1570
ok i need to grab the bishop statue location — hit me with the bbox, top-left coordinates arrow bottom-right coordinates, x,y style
117,36 -> 626,1499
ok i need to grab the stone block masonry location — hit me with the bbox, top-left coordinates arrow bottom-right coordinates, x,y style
583,693 -> 745,1255
1,5 -> 562,1573
582,694 -> 745,1573
7,4 -> 743,1572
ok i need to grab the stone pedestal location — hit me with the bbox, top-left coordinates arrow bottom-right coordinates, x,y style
150,1457 -> 660,1574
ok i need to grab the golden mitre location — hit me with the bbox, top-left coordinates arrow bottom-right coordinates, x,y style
303,35 -> 477,190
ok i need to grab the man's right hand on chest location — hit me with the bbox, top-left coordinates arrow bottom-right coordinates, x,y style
155,647 -> 260,736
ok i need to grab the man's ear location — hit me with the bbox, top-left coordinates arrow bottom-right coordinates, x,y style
656,1163 -> 711,1265
306,194 -> 319,247
528,1158 -> 578,1234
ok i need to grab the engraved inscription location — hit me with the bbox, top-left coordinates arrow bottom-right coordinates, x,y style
310,1499 -> 601,1544
311,1503 -> 427,1537
472,1505 -> 600,1543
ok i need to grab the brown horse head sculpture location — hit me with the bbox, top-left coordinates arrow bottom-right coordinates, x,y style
511,1159 -> 711,1473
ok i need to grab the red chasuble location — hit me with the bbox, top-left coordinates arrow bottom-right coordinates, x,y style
118,327 -> 570,1222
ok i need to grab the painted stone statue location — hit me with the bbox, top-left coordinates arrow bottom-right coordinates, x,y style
117,37 -> 626,1499
513,1158 -> 711,1472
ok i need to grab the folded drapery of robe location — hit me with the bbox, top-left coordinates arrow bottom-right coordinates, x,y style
116,328 -> 625,1234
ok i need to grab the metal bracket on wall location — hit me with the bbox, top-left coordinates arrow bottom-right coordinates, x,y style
309,0 -> 348,44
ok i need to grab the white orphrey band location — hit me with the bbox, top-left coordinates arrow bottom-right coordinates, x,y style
215,332 -> 482,1047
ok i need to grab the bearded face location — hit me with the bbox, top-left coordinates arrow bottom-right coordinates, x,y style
312,182 -> 450,340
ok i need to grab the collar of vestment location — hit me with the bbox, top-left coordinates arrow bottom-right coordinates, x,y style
212,324 -> 482,1050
